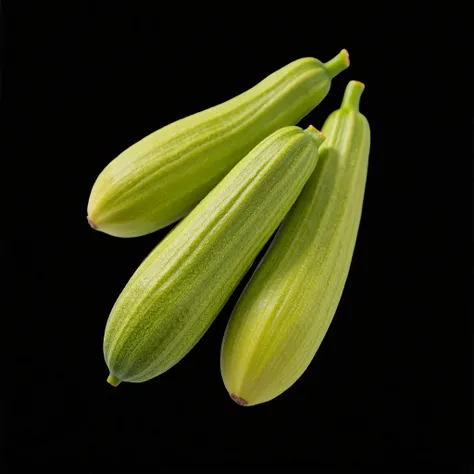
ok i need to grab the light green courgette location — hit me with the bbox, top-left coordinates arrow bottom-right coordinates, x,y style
220,81 -> 370,406
104,125 -> 325,386
87,50 -> 349,238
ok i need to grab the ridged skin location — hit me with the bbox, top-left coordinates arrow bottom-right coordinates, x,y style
103,125 -> 325,384
87,50 -> 349,237
220,81 -> 370,406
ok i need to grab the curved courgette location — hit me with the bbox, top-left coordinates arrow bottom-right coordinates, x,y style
87,50 -> 349,238
104,125 -> 325,386
220,81 -> 370,406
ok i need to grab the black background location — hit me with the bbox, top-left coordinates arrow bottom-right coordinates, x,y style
3,3 -> 471,473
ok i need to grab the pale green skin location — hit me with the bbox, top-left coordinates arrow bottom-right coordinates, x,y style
220,81 -> 370,407
87,51 -> 349,238
103,126 -> 325,384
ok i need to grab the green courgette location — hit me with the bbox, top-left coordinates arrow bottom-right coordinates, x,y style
88,51 -> 349,237
104,125 -> 325,386
220,81 -> 370,406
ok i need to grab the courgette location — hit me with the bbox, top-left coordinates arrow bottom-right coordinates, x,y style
87,51 -> 349,237
220,81 -> 370,406
104,125 -> 325,386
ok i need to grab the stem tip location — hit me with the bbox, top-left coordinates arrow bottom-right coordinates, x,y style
107,374 -> 121,387
341,80 -> 365,111
323,49 -> 350,79
305,125 -> 326,147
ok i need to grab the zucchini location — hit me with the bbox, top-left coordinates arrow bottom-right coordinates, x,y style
220,81 -> 370,406
87,50 -> 349,238
104,125 -> 325,386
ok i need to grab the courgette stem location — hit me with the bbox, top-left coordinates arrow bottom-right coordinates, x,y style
107,373 -> 121,387
323,49 -> 350,79
305,125 -> 326,147
341,80 -> 365,111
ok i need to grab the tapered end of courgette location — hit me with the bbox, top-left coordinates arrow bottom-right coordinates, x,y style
305,125 -> 326,147
107,373 -> 122,387
323,49 -> 350,79
87,215 -> 97,230
341,80 -> 365,111
230,393 -> 248,406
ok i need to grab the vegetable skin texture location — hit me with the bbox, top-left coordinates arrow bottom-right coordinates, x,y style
220,81 -> 370,406
87,50 -> 349,238
104,125 -> 325,385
